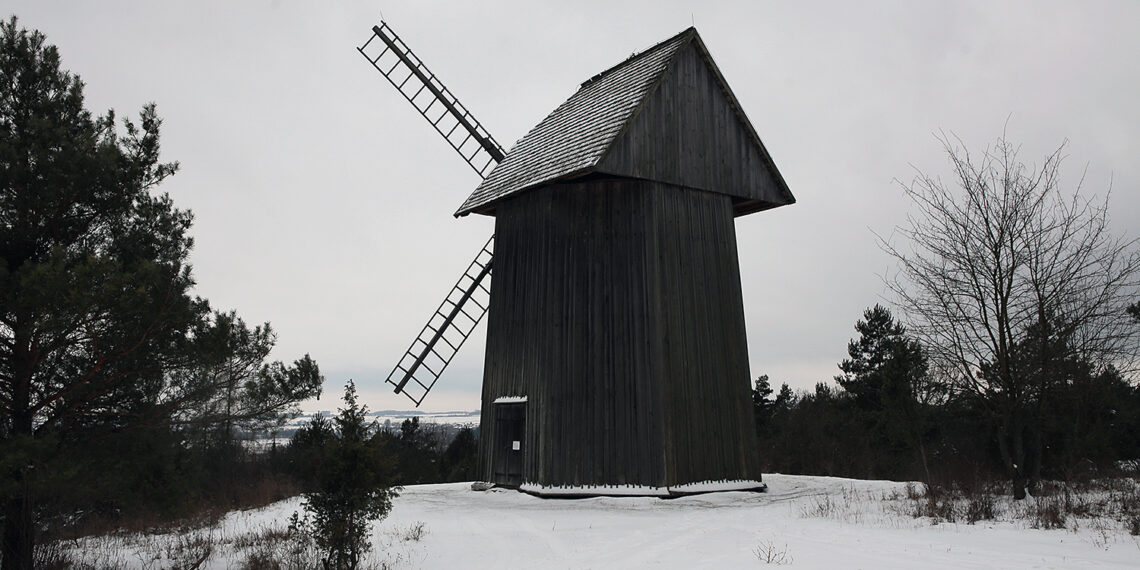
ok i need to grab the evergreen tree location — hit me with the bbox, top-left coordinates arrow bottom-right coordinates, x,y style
752,375 -> 775,434
390,417 -> 442,484
0,19 -> 320,566
440,426 -> 478,482
773,383 -> 795,410
298,382 -> 398,570
772,383 -> 873,477
289,412 -> 335,488
836,306 -> 932,480
836,306 -> 927,411
992,317 -> 1139,482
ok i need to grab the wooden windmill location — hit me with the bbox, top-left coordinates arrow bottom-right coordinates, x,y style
358,21 -> 794,496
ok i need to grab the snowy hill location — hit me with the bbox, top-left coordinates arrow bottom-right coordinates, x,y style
63,474 -> 1139,568
283,409 -> 478,427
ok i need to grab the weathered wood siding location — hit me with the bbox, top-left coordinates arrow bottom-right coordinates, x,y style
649,182 -> 761,484
596,42 -> 790,216
478,178 -> 666,488
477,177 -> 760,489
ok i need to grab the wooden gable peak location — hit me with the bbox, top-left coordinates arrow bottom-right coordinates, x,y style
455,28 -> 793,217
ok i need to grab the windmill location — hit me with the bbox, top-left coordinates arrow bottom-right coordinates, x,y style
358,21 -> 794,495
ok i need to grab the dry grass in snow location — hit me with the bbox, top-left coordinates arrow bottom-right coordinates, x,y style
47,474 -> 1140,569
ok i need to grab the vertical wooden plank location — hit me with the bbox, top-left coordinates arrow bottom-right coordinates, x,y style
480,176 -> 759,492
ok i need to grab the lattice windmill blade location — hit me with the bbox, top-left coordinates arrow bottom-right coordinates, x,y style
385,236 -> 494,406
358,21 -> 503,405
358,22 -> 505,177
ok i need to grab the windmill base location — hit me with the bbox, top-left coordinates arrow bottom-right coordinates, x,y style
471,479 -> 768,498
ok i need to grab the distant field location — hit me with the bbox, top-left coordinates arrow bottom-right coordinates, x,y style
241,409 -> 480,449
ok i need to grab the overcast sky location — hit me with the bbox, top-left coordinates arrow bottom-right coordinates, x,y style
9,1 -> 1138,412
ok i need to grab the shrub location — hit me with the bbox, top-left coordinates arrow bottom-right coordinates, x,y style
293,381 -> 399,569
964,492 -> 997,523
1032,496 -> 1067,529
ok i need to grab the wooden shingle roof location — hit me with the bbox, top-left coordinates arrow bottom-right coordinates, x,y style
455,27 -> 794,217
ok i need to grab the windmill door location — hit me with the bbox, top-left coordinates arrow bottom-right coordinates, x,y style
492,402 -> 526,486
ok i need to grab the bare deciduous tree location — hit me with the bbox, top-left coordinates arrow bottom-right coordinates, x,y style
881,133 -> 1140,498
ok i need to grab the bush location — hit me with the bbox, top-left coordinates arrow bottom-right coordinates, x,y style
1031,496 -> 1067,529
964,492 -> 997,523
293,381 -> 399,569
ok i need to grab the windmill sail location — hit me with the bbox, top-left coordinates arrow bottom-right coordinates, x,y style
359,21 -> 504,405
385,236 -> 494,406
358,22 -> 505,177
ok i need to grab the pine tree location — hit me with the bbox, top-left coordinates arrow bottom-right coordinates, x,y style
440,426 -> 477,481
299,381 -> 398,569
752,375 -> 775,433
0,19 -> 320,566
836,306 -> 932,480
774,383 -> 795,410
393,417 -> 442,484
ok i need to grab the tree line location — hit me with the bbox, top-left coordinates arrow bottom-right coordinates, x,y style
755,304 -> 1140,489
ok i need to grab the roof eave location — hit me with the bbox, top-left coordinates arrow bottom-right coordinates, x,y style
453,165 -> 602,218
733,195 -> 796,217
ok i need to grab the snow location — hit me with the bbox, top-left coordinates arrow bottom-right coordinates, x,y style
66,474 -> 1140,569
366,410 -> 480,427
492,396 -> 528,404
668,479 -> 767,494
519,482 -> 671,497
518,479 -> 766,497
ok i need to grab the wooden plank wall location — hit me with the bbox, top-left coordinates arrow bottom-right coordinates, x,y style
595,43 -> 790,216
480,178 -> 665,487
649,185 -> 762,484
478,177 -> 760,489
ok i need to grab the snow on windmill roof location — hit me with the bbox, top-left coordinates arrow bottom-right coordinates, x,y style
455,27 -> 794,217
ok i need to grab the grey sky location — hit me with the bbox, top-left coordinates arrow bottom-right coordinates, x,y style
9,1 -> 1139,412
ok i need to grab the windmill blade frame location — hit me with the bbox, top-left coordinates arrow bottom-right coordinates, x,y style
358,21 -> 503,405
385,236 -> 494,406
358,22 -> 505,177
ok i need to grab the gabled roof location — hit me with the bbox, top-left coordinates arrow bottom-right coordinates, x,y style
455,27 -> 794,218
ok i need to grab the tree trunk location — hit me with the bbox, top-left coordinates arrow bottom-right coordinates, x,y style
1,494 -> 33,570
1011,433 -> 1028,499
917,440 -> 932,485
1028,420 -> 1043,495
997,417 -> 1028,500
3,322 -> 37,569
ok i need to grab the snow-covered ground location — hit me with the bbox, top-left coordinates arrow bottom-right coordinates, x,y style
367,410 -> 479,428
66,474 -> 1140,569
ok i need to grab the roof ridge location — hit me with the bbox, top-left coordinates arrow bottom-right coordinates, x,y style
455,25 -> 794,218
579,27 -> 696,89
